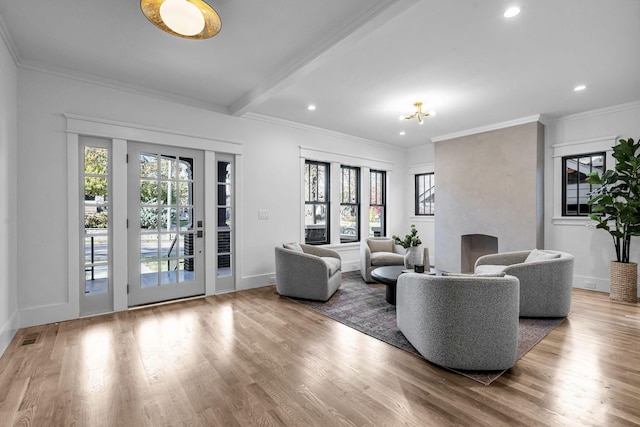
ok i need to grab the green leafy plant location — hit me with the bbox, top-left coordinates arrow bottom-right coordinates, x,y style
84,212 -> 109,229
587,137 -> 640,263
392,224 -> 422,249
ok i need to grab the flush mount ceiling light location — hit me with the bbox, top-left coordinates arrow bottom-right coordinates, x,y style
504,7 -> 521,18
402,102 -> 432,125
141,0 -> 221,39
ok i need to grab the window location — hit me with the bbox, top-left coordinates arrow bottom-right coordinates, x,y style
562,152 -> 605,216
369,170 -> 386,237
217,159 -> 233,277
305,161 -> 330,244
83,144 -> 111,295
415,173 -> 435,215
340,166 -> 360,243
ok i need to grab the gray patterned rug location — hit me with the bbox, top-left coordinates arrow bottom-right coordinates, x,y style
287,271 -> 567,385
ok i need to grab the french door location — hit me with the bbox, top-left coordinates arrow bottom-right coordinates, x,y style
127,143 -> 205,306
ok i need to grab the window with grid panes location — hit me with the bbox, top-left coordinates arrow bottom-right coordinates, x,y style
415,172 -> 435,215
562,152 -> 605,216
340,166 -> 360,243
304,161 -> 330,244
369,170 -> 386,237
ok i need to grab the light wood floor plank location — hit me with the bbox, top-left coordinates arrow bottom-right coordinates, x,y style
0,286 -> 638,426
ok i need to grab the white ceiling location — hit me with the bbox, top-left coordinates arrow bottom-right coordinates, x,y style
1,0 -> 639,147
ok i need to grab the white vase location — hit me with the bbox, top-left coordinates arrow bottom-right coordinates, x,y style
404,246 -> 422,269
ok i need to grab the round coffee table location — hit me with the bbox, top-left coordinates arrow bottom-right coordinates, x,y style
370,265 -> 407,305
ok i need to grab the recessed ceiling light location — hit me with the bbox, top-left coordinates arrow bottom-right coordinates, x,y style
307,105 -> 316,111
399,131 -> 406,136
574,85 -> 587,91
504,7 -> 520,18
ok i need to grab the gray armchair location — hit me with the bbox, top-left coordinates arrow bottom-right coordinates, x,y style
474,249 -> 574,317
396,273 -> 520,371
360,237 -> 405,282
274,243 -> 342,301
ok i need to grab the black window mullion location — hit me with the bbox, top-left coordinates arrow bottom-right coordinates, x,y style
415,173 -> 434,216
561,152 -> 605,217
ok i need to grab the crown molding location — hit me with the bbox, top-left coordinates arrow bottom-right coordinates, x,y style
18,59 -> 230,115
243,112 -> 405,151
0,11 -> 19,65
431,114 -> 542,142
545,100 -> 640,125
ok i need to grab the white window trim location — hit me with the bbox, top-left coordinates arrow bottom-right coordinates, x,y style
409,162 -> 435,222
23,114 -> 244,326
299,147 -> 393,245
551,135 -> 616,224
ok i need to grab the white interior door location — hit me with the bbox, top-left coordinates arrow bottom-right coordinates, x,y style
127,142 -> 205,306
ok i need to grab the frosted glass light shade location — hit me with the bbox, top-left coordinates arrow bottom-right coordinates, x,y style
160,0 -> 205,36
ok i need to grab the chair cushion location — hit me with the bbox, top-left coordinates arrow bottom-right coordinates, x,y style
367,239 -> 394,253
371,252 -> 404,266
474,264 -> 507,274
283,242 -> 303,252
525,249 -> 561,263
321,257 -> 341,276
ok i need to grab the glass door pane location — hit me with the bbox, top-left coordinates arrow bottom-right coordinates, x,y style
80,137 -> 114,316
83,146 -> 110,295
128,143 -> 204,306
217,160 -> 232,278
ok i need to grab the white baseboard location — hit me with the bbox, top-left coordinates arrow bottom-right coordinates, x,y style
237,273 -> 276,291
19,302 -> 77,328
342,260 -> 360,272
572,274 -> 610,294
0,309 -> 20,358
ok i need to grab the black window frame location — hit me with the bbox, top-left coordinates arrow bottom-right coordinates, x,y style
415,172 -> 435,216
340,165 -> 360,243
562,152 -> 606,217
304,160 -> 330,245
369,170 -> 386,237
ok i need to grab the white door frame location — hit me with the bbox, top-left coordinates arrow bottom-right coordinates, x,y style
58,115 -> 243,323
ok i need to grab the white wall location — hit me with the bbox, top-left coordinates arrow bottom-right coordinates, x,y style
406,141 -> 435,266
0,33 -> 19,353
406,101 -> 640,296
545,102 -> 640,295
15,60 -> 639,332
16,68 -> 407,327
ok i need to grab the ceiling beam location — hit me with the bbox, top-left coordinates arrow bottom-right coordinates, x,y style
229,0 -> 420,117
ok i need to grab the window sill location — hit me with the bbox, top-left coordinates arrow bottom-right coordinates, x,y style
409,216 -> 435,223
551,216 -> 596,227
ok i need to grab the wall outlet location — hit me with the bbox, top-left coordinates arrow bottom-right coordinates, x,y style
584,281 -> 596,289
258,210 -> 269,220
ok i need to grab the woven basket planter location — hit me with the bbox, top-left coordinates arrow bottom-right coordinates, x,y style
610,261 -> 638,304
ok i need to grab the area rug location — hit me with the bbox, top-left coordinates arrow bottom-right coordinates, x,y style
286,271 -> 567,385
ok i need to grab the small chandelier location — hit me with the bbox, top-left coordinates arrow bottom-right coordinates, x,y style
403,102 -> 431,125
140,0 -> 221,40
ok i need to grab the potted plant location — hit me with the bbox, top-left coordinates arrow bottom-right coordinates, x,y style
392,224 -> 423,269
587,137 -> 640,303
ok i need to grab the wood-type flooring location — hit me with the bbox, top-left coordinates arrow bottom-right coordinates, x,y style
0,285 -> 639,426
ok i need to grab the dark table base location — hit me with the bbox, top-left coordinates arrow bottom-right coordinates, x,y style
385,283 -> 396,305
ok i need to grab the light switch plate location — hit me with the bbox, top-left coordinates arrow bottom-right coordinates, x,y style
258,210 -> 269,220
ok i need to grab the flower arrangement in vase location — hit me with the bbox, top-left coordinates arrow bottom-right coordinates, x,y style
392,224 -> 422,268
